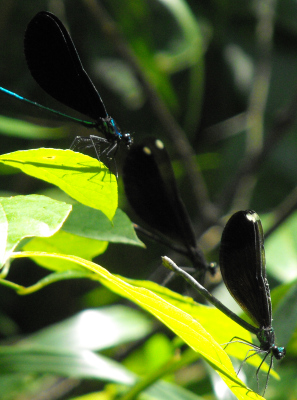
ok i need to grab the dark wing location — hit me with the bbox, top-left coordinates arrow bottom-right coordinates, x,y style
219,210 -> 272,328
24,11 -> 107,120
123,138 -> 197,250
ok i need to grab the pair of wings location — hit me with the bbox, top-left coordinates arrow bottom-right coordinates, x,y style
24,11 -> 107,121
123,137 -> 198,251
219,210 -> 272,329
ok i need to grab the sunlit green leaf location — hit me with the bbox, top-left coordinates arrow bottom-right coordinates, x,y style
11,251 -> 264,400
0,195 -> 71,265
122,277 -> 275,376
23,230 -> 108,271
0,149 -> 118,220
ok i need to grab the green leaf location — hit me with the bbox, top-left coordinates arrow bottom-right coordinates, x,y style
0,346 -> 134,385
73,380 -> 207,400
0,203 -> 8,263
122,277 -> 272,375
62,205 -> 144,246
265,210 -> 297,282
11,252 -> 264,400
109,1 -> 178,109
271,279 -> 297,310
71,392 -> 109,400
0,164 -> 19,175
22,230 -> 108,271
144,380 -> 206,400
24,306 -> 153,351
156,0 -> 204,70
272,281 -> 297,349
0,195 -> 71,265
156,0 -> 205,133
124,333 -> 174,376
0,115 -> 67,139
0,148 -> 118,220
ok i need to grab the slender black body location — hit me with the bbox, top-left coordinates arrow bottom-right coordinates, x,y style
0,11 -> 132,161
123,138 -> 208,276
220,210 -> 285,391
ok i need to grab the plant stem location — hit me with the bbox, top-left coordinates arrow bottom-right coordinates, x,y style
162,256 -> 259,335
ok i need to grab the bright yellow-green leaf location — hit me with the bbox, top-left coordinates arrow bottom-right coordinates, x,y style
122,277 -> 276,377
23,230 -> 108,272
0,148 -> 117,220
11,251 -> 264,400
0,195 -> 71,265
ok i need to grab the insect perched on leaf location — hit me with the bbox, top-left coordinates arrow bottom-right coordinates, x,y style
220,210 -> 286,394
0,11 -> 132,170
123,137 -> 212,282
162,210 -> 286,395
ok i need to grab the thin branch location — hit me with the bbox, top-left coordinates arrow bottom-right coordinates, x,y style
201,112 -> 248,144
162,256 -> 259,335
